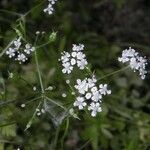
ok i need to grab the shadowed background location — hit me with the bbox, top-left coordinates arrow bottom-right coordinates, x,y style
0,0 -> 150,149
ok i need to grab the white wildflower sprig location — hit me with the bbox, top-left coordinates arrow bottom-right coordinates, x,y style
44,0 -> 57,15
60,44 -> 88,74
5,36 -> 35,64
118,47 -> 148,79
73,75 -> 111,117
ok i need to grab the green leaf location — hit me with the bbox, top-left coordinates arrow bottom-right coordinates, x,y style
0,124 -> 16,137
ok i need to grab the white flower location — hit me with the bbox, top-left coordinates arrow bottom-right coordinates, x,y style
91,91 -> 102,102
87,76 -> 97,88
44,0 -> 57,15
60,44 -> 88,74
85,92 -> 92,99
62,62 -> 73,74
72,44 -> 84,51
17,53 -> 27,63
118,47 -> 147,79
99,84 -> 111,95
24,44 -> 35,54
91,86 -> 98,93
73,97 -> 87,110
48,0 -> 57,4
44,3 -> 54,15
61,52 -> 70,63
71,52 -> 77,57
88,102 -> 102,117
77,59 -> 88,70
6,36 -> 34,64
13,37 -> 21,50
6,48 -> 15,58
76,52 -> 86,60
71,58 -> 76,65
74,79 -> 88,94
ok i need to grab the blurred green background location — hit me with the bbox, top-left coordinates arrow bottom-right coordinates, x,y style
0,0 -> 150,149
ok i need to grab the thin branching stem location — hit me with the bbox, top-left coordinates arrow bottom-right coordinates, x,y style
97,65 -> 130,81
24,100 -> 42,131
0,38 -> 15,58
61,118 -> 69,149
34,35 -> 45,94
45,96 -> 66,110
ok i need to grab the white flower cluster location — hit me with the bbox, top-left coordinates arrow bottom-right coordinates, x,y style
73,76 -> 111,117
118,47 -> 147,79
6,37 -> 35,64
44,0 -> 57,15
60,44 -> 88,74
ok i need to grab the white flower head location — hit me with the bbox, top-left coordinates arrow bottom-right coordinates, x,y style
74,79 -> 88,94
87,75 -> 97,88
77,59 -> 88,70
48,0 -> 57,4
118,47 -> 148,79
62,62 -> 73,74
13,37 -> 21,50
85,92 -> 92,99
60,44 -> 88,74
91,91 -> 102,102
72,44 -> 84,52
17,53 -> 27,63
61,51 -> 70,63
88,102 -> 102,117
44,0 -> 57,15
6,36 -> 35,64
24,44 -> 35,54
99,84 -> 111,95
44,3 -> 54,15
73,97 -> 87,110
6,48 -> 15,58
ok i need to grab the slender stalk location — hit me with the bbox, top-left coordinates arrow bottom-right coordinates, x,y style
53,126 -> 60,150
45,96 -> 66,110
34,34 -> 45,94
0,100 -> 16,107
0,38 -> 15,58
61,118 -> 69,149
36,41 -> 51,49
97,65 -> 130,81
79,139 -> 91,150
24,100 -> 42,131
0,122 -> 16,128
0,9 -> 22,16
85,66 -> 93,76
25,96 -> 41,104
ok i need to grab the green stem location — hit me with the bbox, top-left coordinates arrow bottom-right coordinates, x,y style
85,66 -> 93,76
61,118 -> 69,149
36,41 -> 51,49
97,65 -> 130,81
0,9 -> 21,16
24,100 -> 42,131
34,46 -> 44,94
53,126 -> 60,150
79,139 -> 91,150
45,96 -> 66,110
0,38 -> 15,58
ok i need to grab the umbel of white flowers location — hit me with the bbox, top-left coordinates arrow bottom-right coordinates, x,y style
44,0 -> 57,15
118,47 -> 148,79
74,75 -> 111,117
6,37 -> 35,64
60,44 -> 88,74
